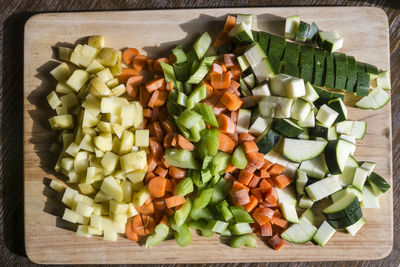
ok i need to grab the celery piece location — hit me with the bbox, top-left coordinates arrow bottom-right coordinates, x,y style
229,223 -> 253,235
174,177 -> 194,196
174,198 -> 192,227
220,228 -> 232,236
230,206 -> 254,223
173,222 -> 192,247
161,62 -> 176,87
201,168 -> 212,184
217,203 -> 234,223
165,149 -> 200,169
145,224 -> 169,248
177,91 -> 188,107
207,220 -> 229,233
167,90 -> 184,116
232,145 -> 248,169
184,82 -> 193,95
193,103 -> 218,127
178,109 -> 202,129
172,46 -> 187,64
210,151 -> 231,175
191,170 -> 205,189
196,129 -> 219,159
187,56 -> 216,84
188,219 -> 214,237
193,32 -> 212,60
172,115 -> 191,139
189,207 -> 216,221
202,156 -> 213,169
231,234 -> 257,248
210,178 -> 231,206
193,188 -> 214,210
189,119 -> 205,142
187,84 -> 207,109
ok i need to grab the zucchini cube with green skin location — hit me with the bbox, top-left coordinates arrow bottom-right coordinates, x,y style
228,23 -> 254,45
50,62 -> 71,82
352,167 -> 369,191
281,214 -> 317,244
298,195 -> 314,209
299,154 -> 329,179
324,139 -> 355,174
284,15 -> 300,39
66,69 -> 89,93
367,172 -> 390,197
291,98 -> 312,121
283,138 -> 327,163
376,70 -> 391,90
317,31 -> 344,53
295,21 -> 310,42
355,87 -> 391,110
328,97 -> 347,123
273,119 -> 304,138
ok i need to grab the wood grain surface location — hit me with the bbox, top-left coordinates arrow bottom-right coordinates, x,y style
1,0 -> 400,266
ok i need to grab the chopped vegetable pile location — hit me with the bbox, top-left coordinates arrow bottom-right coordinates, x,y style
46,13 -> 391,250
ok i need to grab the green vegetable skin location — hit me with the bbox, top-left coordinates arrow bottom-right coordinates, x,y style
210,151 -> 231,175
165,149 -> 200,169
174,198 -> 192,226
230,234 -> 257,248
174,177 -> 194,196
145,224 -> 169,248
232,145 -> 248,169
193,103 -> 218,127
196,129 -> 219,159
172,222 -> 192,247
188,220 -> 214,237
187,84 -> 207,109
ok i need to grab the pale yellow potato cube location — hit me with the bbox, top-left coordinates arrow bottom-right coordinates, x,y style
101,151 -> 119,174
97,121 -> 112,133
77,84 -> 90,100
131,182 -> 144,192
103,230 -> 118,241
49,114 -> 74,130
56,106 -> 68,115
111,137 -> 121,154
111,123 -> 124,139
65,142 -> 79,157
113,220 -> 126,234
89,77 -> 112,97
66,69 -> 89,92
79,134 -> 94,152
132,186 -> 150,207
74,159 -> 88,174
126,169 -> 146,184
81,44 -> 98,60
76,202 -> 94,217
62,208 -> 79,223
112,213 -> 128,224
69,51 -> 81,66
120,150 -> 146,173
74,44 -> 83,54
82,109 -> 100,128
130,102 -> 143,128
50,179 -> 66,192
110,50 -> 122,77
128,203 -> 139,217
72,193 -> 85,209
100,96 -> 129,114
85,166 -> 101,184
94,148 -> 104,158
90,214 -> 103,230
78,183 -> 95,195
58,46 -> 73,61
120,105 -> 136,127
102,216 -> 114,232
47,91 -> 62,109
119,130 -> 134,155
50,62 -> 71,82
82,196 -> 94,206
60,92 -> 79,110
92,203 -> 102,216
108,114 -> 122,124
61,157 -> 74,171
96,68 -> 114,83
94,132 -> 112,152
75,151 -> 88,161
121,179 -> 133,203
101,176 -> 123,202
88,35 -> 104,49
109,200 -> 129,215
94,190 -> 112,203
111,84 -> 126,96
113,169 -> 126,180
82,127 -> 96,137
76,213 -> 90,225
101,201 -> 110,215
74,126 -> 84,145
82,94 -> 101,117
61,187 -> 78,208
67,170 -> 79,183
106,78 -> 120,89
96,47 -> 118,66
56,82 -> 74,94
77,225 -> 92,238
88,226 -> 102,235
62,132 -> 74,149
135,129 -> 149,147
86,59 -> 105,74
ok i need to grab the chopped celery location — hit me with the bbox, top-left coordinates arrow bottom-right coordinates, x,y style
202,156 -> 213,169
187,84 -> 207,109
172,222 -> 192,247
229,223 -> 253,235
145,224 -> 169,248
178,109 -> 203,129
201,168 -> 212,183
196,129 -> 219,159
189,119 -> 205,142
173,115 -> 192,139
207,220 -> 229,233
193,188 -> 214,210
167,90 -> 185,116
188,220 -> 214,237
210,178 -> 231,205
174,177 -> 194,196
161,62 -> 176,87
187,56 -> 216,84
174,198 -> 192,227
172,46 -> 187,64
210,151 -> 231,175
177,92 -> 188,107
232,145 -> 248,169
193,103 -> 218,127
193,32 -> 212,60
189,207 -> 216,221
216,203 -> 234,223
191,170 -> 206,189
230,234 -> 257,248
230,206 -> 254,223
165,149 -> 200,169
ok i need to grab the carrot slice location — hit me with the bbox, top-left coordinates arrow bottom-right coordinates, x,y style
165,179 -> 173,193
145,78 -> 165,93
161,120 -> 175,134
119,68 -> 140,84
243,141 -> 259,154
148,176 -> 167,197
176,134 -> 195,151
268,234 -> 285,250
143,108 -> 152,118
133,55 -> 147,71
125,220 -> 139,241
131,215 -> 146,236
268,163 -> 286,176
260,221 -> 273,237
153,58 -> 170,72
272,174 -> 293,189
163,133 -> 177,149
243,164 -> 256,173
260,179 -> 272,194
218,133 -> 235,153
238,170 -> 254,185
265,187 -> 278,205
149,137 -> 164,158
220,91 -> 244,111
239,132 -> 256,143
147,90 -> 159,108
125,75 -> 143,98
141,215 -> 156,235
164,195 -> 185,209
248,175 -> 261,188
122,48 -> 140,65
244,195 -> 258,212
224,162 -> 237,173
213,31 -> 230,48
232,180 -> 249,192
252,206 -> 274,225
160,156 -> 170,168
230,188 -> 250,206
146,155 -> 158,173
147,59 -> 155,71
217,113 -> 235,134
223,15 -> 237,32
154,166 -> 168,178
139,85 -> 151,107
250,188 -> 263,203
211,72 -> 231,90
152,121 -> 164,142
135,201 -> 155,215
169,166 -> 187,179
151,106 -> 160,122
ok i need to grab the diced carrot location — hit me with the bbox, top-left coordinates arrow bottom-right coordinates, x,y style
221,64 -> 228,73
210,63 -> 223,74
211,72 -> 231,90
169,166 -> 187,179
139,85 -> 151,107
223,54 -> 236,68
239,132 -> 256,143
152,121 -> 164,142
139,118 -> 147,130
160,156 -> 169,168
232,180 -> 250,192
271,217 -> 289,229
224,162 -> 237,173
147,59 -> 155,71
213,103 -> 227,116
146,77 -> 165,93
262,201 -> 278,209
268,163 -> 286,176
250,188 -> 263,203
272,174 -> 293,189
155,91 -> 168,107
166,81 -> 174,91
144,172 -> 156,184
273,209 -> 282,218
260,160 -> 273,178
149,137 -> 164,158
153,197 -> 166,211
170,178 -> 180,189
243,164 -> 256,173
163,133 -> 176,149
213,31 -> 230,48
154,166 -> 168,178
165,179 -> 173,193
135,201 -> 155,215
252,206 -> 274,225
244,195 -> 258,212
161,120 -> 175,134
223,15 -> 236,32
131,215 -> 146,236
246,152 -> 265,169
153,58 -> 170,72
217,113 -> 235,134
164,207 -> 174,216
243,141 -> 258,154
133,55 -> 147,71
260,221 -> 273,237
140,215 -> 156,235
171,135 -> 177,147
201,80 -> 214,98
164,195 -> 185,209
259,179 -> 272,194
218,133 -> 235,153
230,188 -> 250,206
224,172 -> 235,182
238,170 -> 254,185
125,220 -> 139,241
248,175 -> 261,188
230,65 -> 242,81
176,134 -> 195,151
148,176 -> 167,198
143,108 -> 152,118
159,215 -> 168,225
122,48 -> 140,65
119,68 -> 140,84
220,91 -> 243,111
268,234 -> 285,250
228,79 -> 240,91
147,155 -> 158,173
265,187 -> 278,205
151,106 -> 160,122
147,90 -> 160,108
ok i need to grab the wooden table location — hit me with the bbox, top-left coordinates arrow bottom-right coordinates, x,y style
1,0 -> 399,266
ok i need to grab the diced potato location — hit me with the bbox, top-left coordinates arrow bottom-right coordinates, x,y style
56,106 -> 68,115
49,114 -> 74,130
121,180 -> 133,203
131,182 -> 144,192
66,69 -> 90,92
75,151 -> 89,161
132,186 -> 150,207
128,203 -> 139,217
96,47 -> 118,66
86,59 -> 105,73
60,92 -> 79,110
74,44 -> 83,54
108,114 -> 122,124
101,151 -> 119,174
88,226 -> 102,235
76,202 -> 94,217
135,129 -> 149,147
94,190 -> 113,203
110,50 -> 122,76
113,220 -> 126,234
120,104 -> 136,127
76,213 -> 90,225
50,179 -> 66,192
61,187 -> 78,208
62,208 -> 79,223
50,62 -> 71,82
119,130 -> 134,155
100,176 -> 123,202
65,142 -> 80,157
61,157 -> 74,171
111,137 -> 121,154
82,195 -> 94,206
97,121 -> 112,133
94,148 -> 104,158
82,109 -> 100,128
126,168 -> 146,184
56,82 -> 74,94
85,166 -> 101,184
92,203 -> 102,215
79,134 -> 94,152
67,170 -> 79,183
96,68 -> 114,83
74,126 -> 84,145
88,35 -> 104,49
81,44 -> 98,60
82,127 -> 96,137
106,78 -> 120,89
78,183 -> 96,195
72,193 -> 85,209
58,46 -> 73,61
111,123 -> 124,139
90,214 -> 103,230
77,225 -> 92,238
109,200 -> 129,214
89,77 -> 112,97
49,142 -> 61,154
111,85 -> 126,97
103,230 -> 118,241
94,132 -> 112,152
62,133 -> 74,150
101,201 -> 110,215
120,150 -> 146,173
70,51 -> 81,66
74,159 -> 88,173
100,96 -> 129,114
47,91 -> 62,109
77,84 -> 90,99
82,94 -> 101,117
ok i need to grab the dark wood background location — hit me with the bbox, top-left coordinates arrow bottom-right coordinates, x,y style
1,0 -> 399,266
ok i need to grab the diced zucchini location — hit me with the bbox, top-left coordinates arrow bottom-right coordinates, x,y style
305,175 -> 342,201
316,104 -> 339,127
367,172 -> 390,197
299,154 -> 329,179
345,217 -> 366,236
336,120 -> 367,140
317,31 -> 344,53
324,139 -> 355,174
361,185 -> 380,208
355,87 -> 390,110
284,15 -> 300,39
298,195 -> 314,209
273,119 -> 304,138
313,221 -> 336,247
291,98 -> 312,121
236,109 -> 252,133
259,95 -> 293,118
282,138 -> 327,163
193,32 -> 212,60
295,21 -> 310,42
296,169 -> 308,196
352,167 -> 369,191
376,70 -> 391,90
279,202 -> 299,224
328,97 -> 347,123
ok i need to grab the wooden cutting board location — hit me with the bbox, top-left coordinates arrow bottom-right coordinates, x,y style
23,7 -> 393,264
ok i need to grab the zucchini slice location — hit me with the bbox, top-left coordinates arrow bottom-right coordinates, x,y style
313,48 -> 326,86
331,186 -> 362,202
301,82 -> 319,103
313,221 -> 336,247
297,109 -> 315,128
305,175 -> 342,201
346,55 -> 357,93
228,22 -> 254,45
299,154 -> 329,179
327,97 -> 347,123
285,15 -> 300,39
361,185 -> 380,208
291,98 -> 312,121
273,119 -> 304,138
355,87 -> 391,110
268,35 -> 286,59
367,172 -> 391,196
281,212 -> 318,244
256,127 -> 280,154
300,46 -> 314,83
334,52 -> 348,90
248,116 -> 272,136
283,138 -> 327,163
337,156 -> 359,186
306,22 -> 318,41
295,21 -> 310,42
324,53 -> 335,88
336,120 -> 367,140
322,191 -> 361,219
279,202 -> 299,224
345,217 -> 366,236
376,70 -> 391,90
317,31 -> 344,53
296,169 -> 308,196
324,139 -> 355,174
258,31 -> 271,52
327,208 -> 363,229
300,208 -> 316,225
356,72 -> 370,96
283,42 -> 300,66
